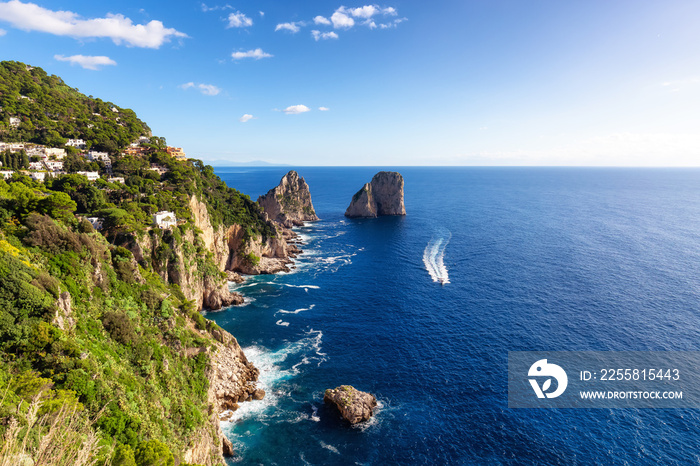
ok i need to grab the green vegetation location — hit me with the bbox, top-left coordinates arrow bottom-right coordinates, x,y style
0,61 -> 150,152
0,62 -> 280,465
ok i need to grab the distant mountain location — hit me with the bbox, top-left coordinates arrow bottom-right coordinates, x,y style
0,60 -> 150,152
215,160 -> 292,167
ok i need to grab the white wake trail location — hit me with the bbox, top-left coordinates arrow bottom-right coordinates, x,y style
423,230 -> 451,284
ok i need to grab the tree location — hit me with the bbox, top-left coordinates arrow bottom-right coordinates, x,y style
134,439 -> 174,466
37,191 -> 77,220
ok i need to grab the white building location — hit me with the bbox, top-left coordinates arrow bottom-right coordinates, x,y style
28,162 -> 43,171
65,139 -> 86,149
77,171 -> 100,182
45,148 -> 66,159
87,151 -> 109,161
108,177 -> 125,184
153,211 -> 177,229
45,161 -> 63,171
30,172 -> 46,182
148,164 -> 169,175
0,171 -> 13,179
25,146 -> 46,157
9,117 -> 20,128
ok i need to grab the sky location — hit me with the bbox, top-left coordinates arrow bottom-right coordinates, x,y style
1,0 -> 699,166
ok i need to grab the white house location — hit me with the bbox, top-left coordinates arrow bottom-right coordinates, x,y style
153,211 -> 177,229
148,164 -> 169,175
65,139 -> 86,149
77,171 -> 100,182
28,162 -> 43,171
45,148 -> 66,159
108,177 -> 125,184
87,151 -> 109,161
45,161 -> 63,171
0,171 -> 13,179
9,117 -> 20,128
30,172 -> 46,182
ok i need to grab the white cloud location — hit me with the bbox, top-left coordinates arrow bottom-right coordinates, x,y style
201,3 -> 232,12
275,22 -> 301,33
0,28 -> 5,36
0,0 -> 187,48
313,15 -> 331,25
331,10 -> 354,29
179,82 -> 221,96
379,18 -> 406,29
227,11 -> 252,28
54,54 -> 116,70
231,48 -> 272,60
239,114 -> 255,122
312,30 -> 338,41
283,104 -> 310,115
348,5 -> 378,18
259,11 -> 264,17
319,107 -> 330,111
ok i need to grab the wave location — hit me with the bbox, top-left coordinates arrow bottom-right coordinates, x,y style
277,304 -> 316,315
275,319 -> 290,327
423,229 -> 451,284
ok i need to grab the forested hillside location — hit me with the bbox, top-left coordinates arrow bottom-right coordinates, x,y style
0,61 -> 150,152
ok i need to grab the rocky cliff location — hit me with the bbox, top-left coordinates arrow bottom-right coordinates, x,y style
345,171 -> 406,218
183,325 -> 261,465
258,171 -> 319,227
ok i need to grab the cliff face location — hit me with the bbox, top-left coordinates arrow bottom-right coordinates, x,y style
184,327 -> 260,465
345,171 -> 406,218
258,171 -> 319,228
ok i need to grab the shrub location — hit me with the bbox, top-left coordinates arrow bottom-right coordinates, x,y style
101,311 -> 137,346
134,439 -> 174,466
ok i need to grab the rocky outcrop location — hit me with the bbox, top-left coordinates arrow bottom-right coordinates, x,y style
345,171 -> 406,218
184,327 -> 261,465
324,385 -> 377,424
258,171 -> 319,227
53,291 -> 74,331
224,224 -> 300,275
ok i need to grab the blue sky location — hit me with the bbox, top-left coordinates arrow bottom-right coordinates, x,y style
1,0 -> 699,166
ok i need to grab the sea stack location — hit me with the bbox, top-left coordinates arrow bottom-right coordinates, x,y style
257,171 -> 319,227
324,385 -> 377,424
345,171 -> 406,218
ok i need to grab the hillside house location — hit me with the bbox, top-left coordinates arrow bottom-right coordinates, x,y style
65,139 -> 86,149
0,171 -> 13,179
108,177 -> 125,184
45,161 -> 63,171
30,172 -> 46,182
28,162 -> 43,171
44,148 -> 66,159
166,146 -> 187,161
9,117 -> 20,128
153,211 -> 177,229
77,171 -> 100,182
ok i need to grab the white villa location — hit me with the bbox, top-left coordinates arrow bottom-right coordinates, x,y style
9,117 -> 20,128
45,148 -> 66,159
45,161 -> 64,171
28,162 -> 43,171
108,177 -> 125,184
77,171 -> 100,181
0,171 -> 13,179
153,211 -> 177,229
65,139 -> 86,149
30,172 -> 46,182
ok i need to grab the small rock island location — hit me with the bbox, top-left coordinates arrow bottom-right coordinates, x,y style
345,171 -> 406,218
258,170 -> 319,227
324,385 -> 378,424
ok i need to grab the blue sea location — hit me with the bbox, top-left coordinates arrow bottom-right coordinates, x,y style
208,167 -> 700,465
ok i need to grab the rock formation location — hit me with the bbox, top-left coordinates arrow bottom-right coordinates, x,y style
183,327 -> 262,464
345,171 -> 406,218
324,385 -> 377,424
258,171 -> 319,227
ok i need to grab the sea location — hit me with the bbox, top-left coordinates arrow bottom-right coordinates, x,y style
207,167 -> 700,465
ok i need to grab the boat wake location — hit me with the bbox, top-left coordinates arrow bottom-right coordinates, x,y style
423,229 -> 451,284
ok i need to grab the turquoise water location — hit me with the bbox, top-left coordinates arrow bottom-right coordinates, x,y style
209,167 -> 700,465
